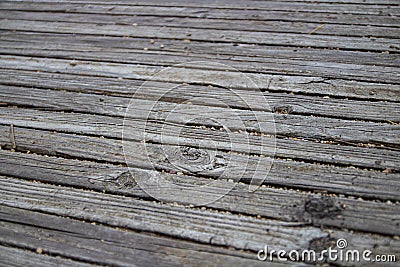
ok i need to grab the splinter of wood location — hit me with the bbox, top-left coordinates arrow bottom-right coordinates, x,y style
10,124 -> 16,149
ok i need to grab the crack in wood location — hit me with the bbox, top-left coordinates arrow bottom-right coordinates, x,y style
9,124 -> 16,150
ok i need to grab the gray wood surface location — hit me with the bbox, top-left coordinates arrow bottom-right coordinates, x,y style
1,1 -> 399,27
10,0 -> 400,15
0,124 -> 399,200
1,35 -> 400,84
0,177 -> 399,267
1,55 -> 399,101
2,31 -> 398,68
0,245 -> 96,267
2,84 -> 400,123
1,105 -> 398,156
0,0 -> 399,265
1,205 -> 304,267
1,18 -> 398,52
2,11 -> 399,38
0,149 -> 399,236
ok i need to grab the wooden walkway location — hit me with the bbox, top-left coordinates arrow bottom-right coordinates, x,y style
0,0 -> 399,266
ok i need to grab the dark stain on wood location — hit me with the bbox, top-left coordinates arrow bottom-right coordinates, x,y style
309,236 -> 337,253
273,105 -> 294,114
304,195 -> 343,219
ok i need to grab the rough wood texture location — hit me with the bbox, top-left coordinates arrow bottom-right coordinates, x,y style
2,39 -> 399,84
0,125 -> 399,201
0,245 -> 96,267
0,149 -> 399,237
1,1 -> 399,27
1,205 -> 301,267
1,177 -> 399,266
0,0 -> 399,265
2,84 -> 400,124
4,19 -> 396,52
1,55 -> 399,101
2,11 -> 400,38
1,100 -> 399,147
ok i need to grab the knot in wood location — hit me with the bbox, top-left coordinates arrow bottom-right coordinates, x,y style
179,146 -> 209,163
273,105 -> 294,114
101,171 -> 136,189
304,196 -> 342,219
164,145 -> 226,174
115,171 -> 136,188
309,236 -> 336,253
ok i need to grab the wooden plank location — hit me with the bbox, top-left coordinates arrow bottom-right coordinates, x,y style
8,0 -> 400,15
1,11 -> 400,39
275,0 -> 399,4
0,205 -> 293,267
0,0 -> 398,264
1,95 -> 398,148
0,124 -> 398,200
0,181 -> 325,254
2,31 -> 398,68
2,84 -> 399,123
0,19 -> 398,52
0,245 -> 96,267
0,145 -> 399,237
0,177 -> 399,266
1,55 -> 399,102
0,68 -> 398,108
1,1 -> 399,27
1,34 -> 400,84
1,88 -> 399,171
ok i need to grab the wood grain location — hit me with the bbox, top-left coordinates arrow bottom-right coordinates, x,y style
0,19 -> 398,52
1,1 -> 399,27
1,204 -> 296,267
0,0 -> 399,265
1,33 -> 400,84
0,245 -> 96,267
0,177 -> 399,267
0,149 -> 399,236
1,55 -> 399,102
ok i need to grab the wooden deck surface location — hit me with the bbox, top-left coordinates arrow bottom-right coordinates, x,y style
0,0 -> 399,266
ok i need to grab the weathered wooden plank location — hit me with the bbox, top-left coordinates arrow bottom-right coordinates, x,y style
1,177 -> 400,266
2,31 -> 398,68
277,0 -> 399,4
1,11 -> 399,39
1,124 -> 398,200
1,105 -> 398,175
1,96 -> 399,148
0,245 -> 96,267
1,88 -> 399,171
0,0 -> 398,264
1,205 -> 296,267
0,68 -> 398,109
0,149 -> 399,236
2,84 -> 399,124
1,55 -> 399,102
1,1 -> 399,27
1,35 -> 399,84
0,181 -> 324,254
7,0 -> 400,15
0,19 -> 398,52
